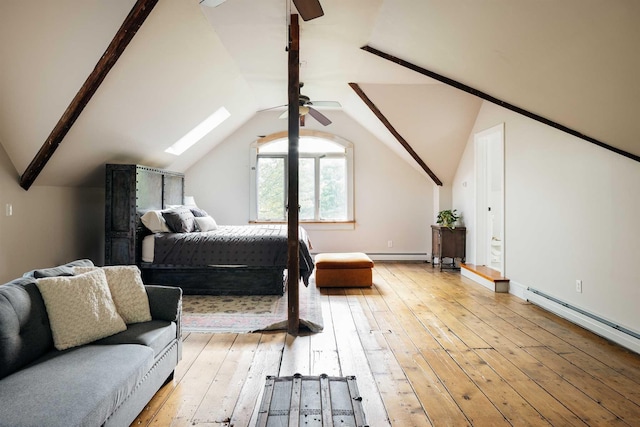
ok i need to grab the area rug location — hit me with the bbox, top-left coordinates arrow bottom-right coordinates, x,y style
181,281 -> 323,333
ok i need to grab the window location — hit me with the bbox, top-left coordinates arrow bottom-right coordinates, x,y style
165,107 -> 230,155
250,131 -> 353,223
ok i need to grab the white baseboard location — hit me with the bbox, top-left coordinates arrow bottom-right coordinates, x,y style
508,280 -> 527,300
524,288 -> 640,355
368,253 -> 428,262
312,253 -> 428,262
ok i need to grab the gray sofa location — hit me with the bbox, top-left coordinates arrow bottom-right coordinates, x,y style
0,260 -> 182,427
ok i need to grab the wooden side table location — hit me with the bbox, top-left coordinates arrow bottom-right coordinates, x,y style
431,225 -> 466,270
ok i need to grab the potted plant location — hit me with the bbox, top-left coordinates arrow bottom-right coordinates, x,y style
436,209 -> 460,230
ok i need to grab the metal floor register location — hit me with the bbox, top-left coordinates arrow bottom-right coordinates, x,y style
256,374 -> 368,426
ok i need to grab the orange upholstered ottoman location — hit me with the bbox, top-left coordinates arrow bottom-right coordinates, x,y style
315,252 -> 374,288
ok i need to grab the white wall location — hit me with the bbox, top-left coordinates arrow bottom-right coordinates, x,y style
185,111 -> 433,258
453,101 -> 640,333
0,144 -> 104,283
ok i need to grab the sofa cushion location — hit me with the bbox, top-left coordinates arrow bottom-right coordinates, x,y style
94,320 -> 176,356
22,258 -> 95,279
36,269 -> 126,350
0,278 -> 54,380
74,265 -> 152,324
146,285 -> 183,322
0,344 -> 154,427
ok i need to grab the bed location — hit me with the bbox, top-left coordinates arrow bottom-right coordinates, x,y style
104,164 -> 314,295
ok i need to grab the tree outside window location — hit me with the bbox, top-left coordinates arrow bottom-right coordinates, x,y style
253,135 -> 353,222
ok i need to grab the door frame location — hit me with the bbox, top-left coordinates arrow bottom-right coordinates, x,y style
474,123 -> 505,274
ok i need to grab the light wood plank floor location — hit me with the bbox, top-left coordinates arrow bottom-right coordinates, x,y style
132,263 -> 640,426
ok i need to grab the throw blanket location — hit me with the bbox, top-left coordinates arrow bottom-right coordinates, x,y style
153,225 -> 314,284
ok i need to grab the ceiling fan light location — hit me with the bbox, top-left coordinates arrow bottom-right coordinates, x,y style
299,105 -> 310,116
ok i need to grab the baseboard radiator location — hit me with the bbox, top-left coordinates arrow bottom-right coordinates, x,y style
525,288 -> 640,354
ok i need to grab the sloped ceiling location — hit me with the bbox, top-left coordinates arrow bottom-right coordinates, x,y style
0,0 -> 638,187
368,0 -> 640,159
0,0 -> 257,186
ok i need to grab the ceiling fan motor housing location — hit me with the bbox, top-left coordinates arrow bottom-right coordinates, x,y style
299,95 -> 311,106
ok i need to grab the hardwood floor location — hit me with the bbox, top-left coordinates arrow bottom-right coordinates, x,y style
131,263 -> 640,426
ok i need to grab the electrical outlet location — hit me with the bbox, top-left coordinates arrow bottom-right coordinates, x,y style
5,204 -> 12,217
387,240 -> 393,248
576,280 -> 582,293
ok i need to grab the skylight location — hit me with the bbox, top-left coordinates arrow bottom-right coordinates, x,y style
165,107 -> 230,156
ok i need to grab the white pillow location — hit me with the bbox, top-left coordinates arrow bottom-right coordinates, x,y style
140,210 -> 171,233
74,266 -> 152,324
195,215 -> 218,232
36,269 -> 126,350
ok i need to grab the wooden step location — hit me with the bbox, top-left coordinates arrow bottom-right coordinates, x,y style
460,264 -> 509,293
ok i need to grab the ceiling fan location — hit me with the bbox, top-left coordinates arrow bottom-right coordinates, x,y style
262,84 -> 341,126
201,0 -> 324,21
279,94 -> 341,127
291,0 -> 324,21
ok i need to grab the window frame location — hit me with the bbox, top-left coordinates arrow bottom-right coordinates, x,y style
250,130 -> 354,226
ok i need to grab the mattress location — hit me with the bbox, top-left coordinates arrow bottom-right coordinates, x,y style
142,234 -> 155,263
141,225 -> 314,283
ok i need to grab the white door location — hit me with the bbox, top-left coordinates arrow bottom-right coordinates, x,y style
474,124 -> 505,273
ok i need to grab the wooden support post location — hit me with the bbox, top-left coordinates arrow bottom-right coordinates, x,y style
19,0 -> 159,190
287,14 -> 300,335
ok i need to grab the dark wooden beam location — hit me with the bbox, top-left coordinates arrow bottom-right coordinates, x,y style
348,82 -> 443,186
361,45 -> 640,164
287,14 -> 301,335
19,0 -> 159,190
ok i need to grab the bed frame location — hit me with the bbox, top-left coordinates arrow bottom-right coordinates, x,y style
104,164 -> 285,295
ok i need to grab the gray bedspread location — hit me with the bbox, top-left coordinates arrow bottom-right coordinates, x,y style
153,225 -> 314,284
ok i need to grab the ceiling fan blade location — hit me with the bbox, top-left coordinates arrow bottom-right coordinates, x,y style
308,101 -> 341,108
308,106 -> 331,126
279,110 -> 289,119
292,0 -> 324,21
199,0 -> 227,7
259,104 -> 288,113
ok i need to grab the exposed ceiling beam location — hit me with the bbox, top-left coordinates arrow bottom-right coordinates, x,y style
348,82 -> 443,186
19,0 -> 159,190
287,13 -> 301,335
361,45 -> 640,164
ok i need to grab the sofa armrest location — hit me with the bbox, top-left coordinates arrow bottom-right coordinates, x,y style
145,285 -> 182,337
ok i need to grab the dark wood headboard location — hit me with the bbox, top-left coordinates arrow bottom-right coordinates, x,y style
105,164 -> 184,265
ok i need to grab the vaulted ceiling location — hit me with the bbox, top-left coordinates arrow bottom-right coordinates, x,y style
0,0 -> 638,188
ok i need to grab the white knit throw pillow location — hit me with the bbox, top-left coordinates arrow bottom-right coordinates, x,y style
74,265 -> 152,324
36,269 -> 126,350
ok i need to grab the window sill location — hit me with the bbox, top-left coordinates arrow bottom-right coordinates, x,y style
249,221 -> 355,231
